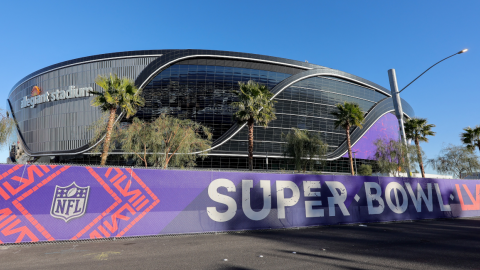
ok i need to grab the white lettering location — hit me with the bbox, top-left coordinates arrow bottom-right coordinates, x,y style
276,181 -> 300,219
434,183 -> 452,211
77,87 -> 85,97
405,183 -> 433,212
304,181 -> 323,218
385,182 -> 408,214
303,181 -> 321,197
242,180 -> 271,221
365,182 -> 385,215
21,86 -> 94,109
325,181 -> 350,216
207,178 -> 237,222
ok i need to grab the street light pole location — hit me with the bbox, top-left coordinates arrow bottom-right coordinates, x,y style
388,49 -> 468,178
388,69 -> 411,177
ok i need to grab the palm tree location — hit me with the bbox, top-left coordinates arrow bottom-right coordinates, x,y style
404,118 -> 436,178
91,74 -> 145,165
232,80 -> 276,171
331,102 -> 364,175
461,126 -> 480,153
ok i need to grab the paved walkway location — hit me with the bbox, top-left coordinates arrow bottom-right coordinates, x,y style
1,218 -> 480,269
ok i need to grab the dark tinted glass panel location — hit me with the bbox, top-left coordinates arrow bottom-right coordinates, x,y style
218,74 -> 382,156
139,64 -> 290,141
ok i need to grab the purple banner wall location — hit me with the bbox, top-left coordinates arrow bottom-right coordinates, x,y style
0,164 -> 479,244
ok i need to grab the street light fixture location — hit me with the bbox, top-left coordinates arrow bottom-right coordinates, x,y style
388,49 -> 468,177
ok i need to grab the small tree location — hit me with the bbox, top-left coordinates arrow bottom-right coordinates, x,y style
0,110 -> 15,148
126,114 -> 213,169
404,117 -> 436,178
460,126 -> 480,152
373,139 -> 419,177
282,128 -> 327,173
358,164 -> 372,176
331,102 -> 364,175
119,118 -> 151,168
232,80 -> 276,171
91,74 -> 145,165
427,144 -> 480,179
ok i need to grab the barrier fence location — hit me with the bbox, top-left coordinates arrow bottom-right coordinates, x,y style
0,164 -> 479,244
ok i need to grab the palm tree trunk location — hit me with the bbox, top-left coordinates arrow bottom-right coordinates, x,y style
144,145 -> 148,168
346,124 -> 355,176
415,138 -> 425,178
100,108 -> 116,166
248,117 -> 254,171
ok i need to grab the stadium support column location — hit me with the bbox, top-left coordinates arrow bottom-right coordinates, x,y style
388,69 -> 411,177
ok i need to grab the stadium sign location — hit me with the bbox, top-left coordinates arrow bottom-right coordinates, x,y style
21,85 -> 94,109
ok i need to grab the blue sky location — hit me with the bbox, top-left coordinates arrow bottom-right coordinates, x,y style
1,0 -> 479,173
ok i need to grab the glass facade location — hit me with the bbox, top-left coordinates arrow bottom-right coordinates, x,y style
216,76 -> 388,155
7,50 -> 414,173
136,62 -> 391,172
140,64 -> 291,141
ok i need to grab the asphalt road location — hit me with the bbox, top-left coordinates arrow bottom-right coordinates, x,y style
1,218 -> 480,270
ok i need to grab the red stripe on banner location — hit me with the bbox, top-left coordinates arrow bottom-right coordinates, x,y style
105,168 -> 112,178
109,170 -> 123,183
0,187 -> 10,200
132,195 -> 145,207
0,165 -> 22,182
72,167 -> 123,240
39,165 -> 50,173
97,225 -> 111,237
456,184 -> 480,211
1,219 -> 39,243
126,169 -> 160,202
89,230 -> 103,239
0,215 -> 16,230
136,199 -> 149,212
10,166 -> 70,242
114,169 -> 160,237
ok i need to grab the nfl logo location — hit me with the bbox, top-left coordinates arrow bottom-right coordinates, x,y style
50,182 -> 90,222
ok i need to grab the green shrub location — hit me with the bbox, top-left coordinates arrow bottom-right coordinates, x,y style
358,164 -> 372,176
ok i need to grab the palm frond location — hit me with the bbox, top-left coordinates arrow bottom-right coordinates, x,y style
404,117 -> 436,143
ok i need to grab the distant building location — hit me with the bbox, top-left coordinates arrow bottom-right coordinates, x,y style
461,173 -> 480,179
374,172 -> 453,179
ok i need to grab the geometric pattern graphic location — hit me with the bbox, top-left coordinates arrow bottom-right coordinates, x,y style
1,164 -> 67,243
72,167 -> 160,240
0,165 -> 159,244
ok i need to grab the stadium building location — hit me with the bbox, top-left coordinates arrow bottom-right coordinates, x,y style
7,50 -> 414,172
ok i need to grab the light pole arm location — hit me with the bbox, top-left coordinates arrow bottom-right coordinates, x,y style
399,50 -> 467,93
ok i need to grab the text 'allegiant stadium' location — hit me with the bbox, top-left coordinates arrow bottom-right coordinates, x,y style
20,86 -> 94,108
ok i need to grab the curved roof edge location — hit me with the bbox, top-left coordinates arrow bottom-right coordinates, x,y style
10,49 -> 330,96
